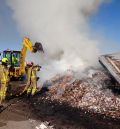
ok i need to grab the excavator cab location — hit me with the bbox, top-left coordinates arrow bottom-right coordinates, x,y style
3,50 -> 21,67
3,50 -> 21,78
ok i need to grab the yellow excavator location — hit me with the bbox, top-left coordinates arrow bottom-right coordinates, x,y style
0,37 -> 44,97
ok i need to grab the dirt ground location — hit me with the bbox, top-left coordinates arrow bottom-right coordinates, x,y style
0,98 -> 37,129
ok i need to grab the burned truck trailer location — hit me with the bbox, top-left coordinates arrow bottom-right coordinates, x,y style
99,53 -> 120,85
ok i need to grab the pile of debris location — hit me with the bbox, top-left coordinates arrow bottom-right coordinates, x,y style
42,69 -> 120,119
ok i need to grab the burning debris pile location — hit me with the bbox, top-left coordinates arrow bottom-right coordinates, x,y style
41,69 -> 120,119
27,69 -> 120,129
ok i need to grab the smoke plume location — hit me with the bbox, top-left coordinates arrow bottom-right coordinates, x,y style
6,0 -> 107,83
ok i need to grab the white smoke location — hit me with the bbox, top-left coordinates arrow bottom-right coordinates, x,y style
6,0 -> 108,83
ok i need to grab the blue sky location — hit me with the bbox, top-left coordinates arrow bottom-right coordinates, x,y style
0,0 -> 120,52
90,0 -> 120,53
91,0 -> 120,42
0,0 -> 21,50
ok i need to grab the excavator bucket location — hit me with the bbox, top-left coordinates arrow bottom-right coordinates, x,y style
33,42 -> 44,53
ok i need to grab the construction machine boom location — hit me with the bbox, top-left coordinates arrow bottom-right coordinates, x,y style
20,37 -> 44,75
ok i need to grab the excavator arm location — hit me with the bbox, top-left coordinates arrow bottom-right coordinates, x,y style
19,37 -> 44,75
